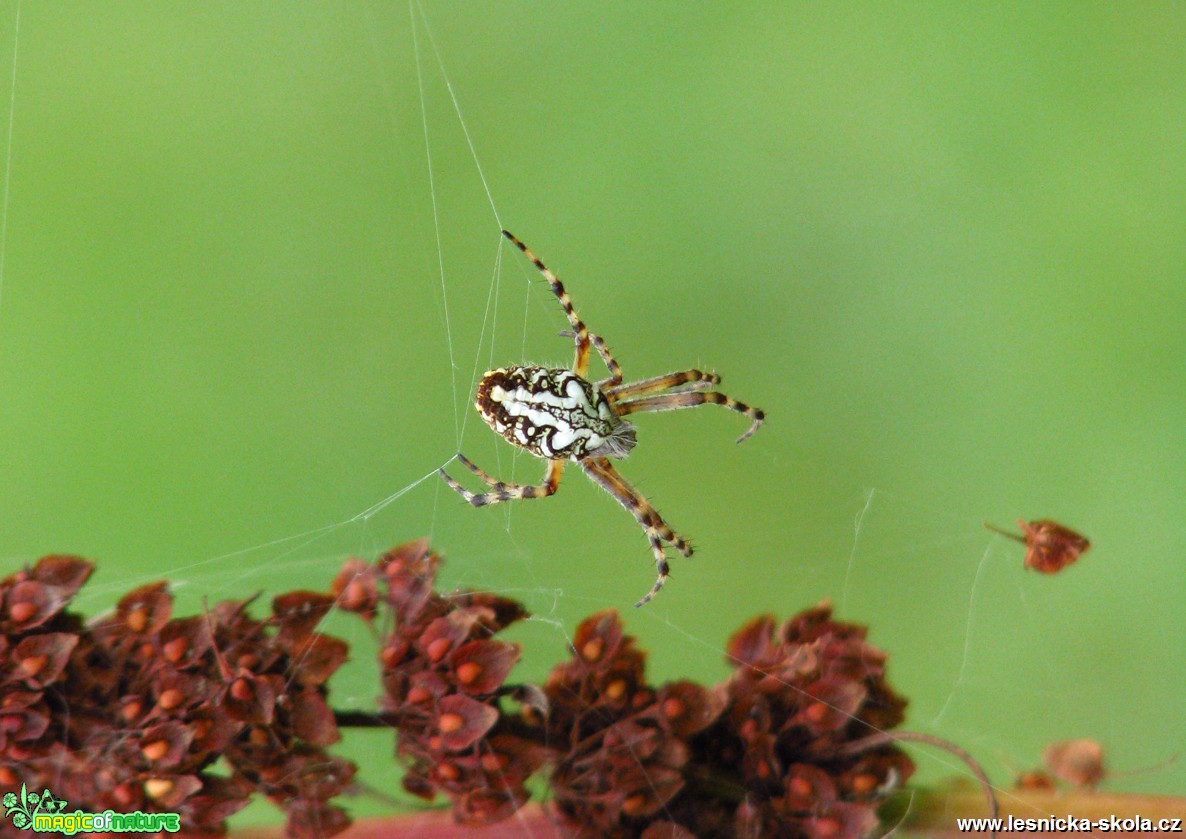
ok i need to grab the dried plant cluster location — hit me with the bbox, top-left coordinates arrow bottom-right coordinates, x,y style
337,541 -> 914,839
331,543 -> 543,825
2,543 -> 915,838
0,556 -> 354,838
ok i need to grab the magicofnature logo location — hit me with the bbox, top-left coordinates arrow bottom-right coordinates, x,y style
2,784 -> 180,834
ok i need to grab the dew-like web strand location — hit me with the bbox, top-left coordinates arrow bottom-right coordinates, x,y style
409,2 -> 460,450
411,0 -> 562,537
0,0 -> 21,349
412,0 -> 502,231
841,486 -> 876,613
456,233 -> 504,446
932,539 -> 994,725
411,0 -> 518,458
72,465 -> 447,608
275,465 -> 449,705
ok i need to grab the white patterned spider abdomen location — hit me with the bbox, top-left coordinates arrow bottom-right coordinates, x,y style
476,366 -> 637,461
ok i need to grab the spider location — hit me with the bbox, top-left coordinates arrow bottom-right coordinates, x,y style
440,230 -> 764,606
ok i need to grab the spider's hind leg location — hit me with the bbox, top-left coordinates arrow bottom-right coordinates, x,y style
440,455 -> 564,507
638,533 -> 671,608
581,456 -> 692,607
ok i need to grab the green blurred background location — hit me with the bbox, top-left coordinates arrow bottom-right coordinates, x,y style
0,1 -> 1182,827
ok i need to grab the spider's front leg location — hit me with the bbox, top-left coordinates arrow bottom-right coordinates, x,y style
503,230 -> 623,385
604,369 -> 721,400
581,456 -> 692,607
439,454 -> 564,507
614,388 -> 765,444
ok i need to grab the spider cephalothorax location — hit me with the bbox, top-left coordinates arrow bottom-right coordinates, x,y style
441,230 -> 763,606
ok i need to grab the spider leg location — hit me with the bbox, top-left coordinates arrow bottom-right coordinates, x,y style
614,390 -> 764,444
503,230 -> 622,384
588,332 -> 622,386
581,457 -> 691,556
439,455 -> 564,507
450,452 -> 504,485
560,330 -> 624,387
581,456 -> 692,607
605,369 -> 721,401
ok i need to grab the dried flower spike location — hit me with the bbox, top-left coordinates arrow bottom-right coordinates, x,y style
1,554 -> 356,837
984,518 -> 1090,574
352,542 -> 543,827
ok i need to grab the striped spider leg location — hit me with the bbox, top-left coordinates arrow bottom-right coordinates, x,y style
439,453 -> 564,506
439,230 -> 764,606
580,456 -> 693,606
501,229 -> 622,386
604,370 -> 763,444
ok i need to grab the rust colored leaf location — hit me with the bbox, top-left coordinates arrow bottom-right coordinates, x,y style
986,518 -> 1091,574
450,639 -> 520,695
29,555 -> 94,599
116,581 -> 173,635
272,591 -> 336,641
4,581 -> 65,632
436,694 -> 499,751
13,632 -> 78,687
286,633 -> 348,687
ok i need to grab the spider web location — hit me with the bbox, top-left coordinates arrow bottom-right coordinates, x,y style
0,3 -> 1182,835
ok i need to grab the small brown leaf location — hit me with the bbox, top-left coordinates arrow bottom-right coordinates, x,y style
435,694 -> 498,751
4,581 -> 65,632
286,633 -> 348,686
30,555 -> 94,598
13,633 -> 78,687
726,614 -> 778,668
330,558 -> 378,619
290,689 -> 340,746
450,640 -> 520,695
986,519 -> 1091,574
272,591 -> 336,641
116,582 -> 173,635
